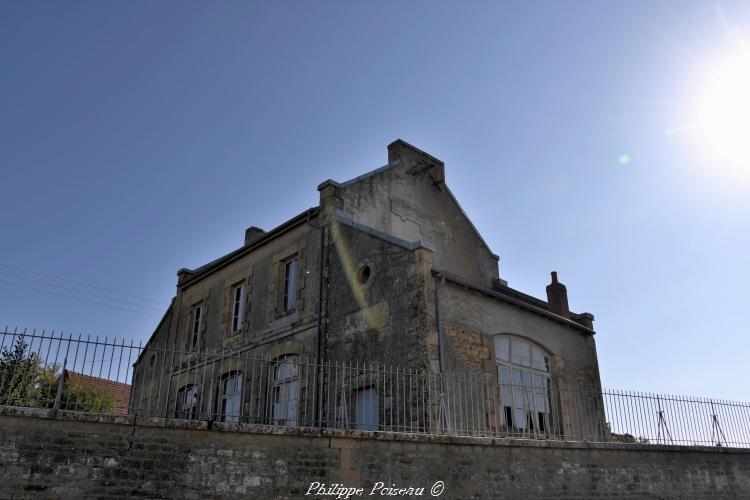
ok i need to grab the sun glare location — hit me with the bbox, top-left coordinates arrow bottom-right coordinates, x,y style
696,49 -> 750,174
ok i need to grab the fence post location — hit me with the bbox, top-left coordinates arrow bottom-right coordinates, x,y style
53,357 -> 67,411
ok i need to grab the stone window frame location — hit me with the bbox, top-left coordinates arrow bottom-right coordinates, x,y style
175,384 -> 200,420
494,334 -> 556,435
216,370 -> 244,423
218,267 -> 254,341
267,243 -> 307,322
269,354 -> 300,426
231,283 -> 245,333
186,299 -> 207,351
281,255 -> 299,313
264,342 -> 307,425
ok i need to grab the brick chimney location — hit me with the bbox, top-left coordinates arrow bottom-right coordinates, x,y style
546,271 -> 570,319
244,226 -> 265,246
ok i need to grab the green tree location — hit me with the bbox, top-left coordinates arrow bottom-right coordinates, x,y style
57,376 -> 115,413
0,337 -> 44,407
0,337 -> 115,413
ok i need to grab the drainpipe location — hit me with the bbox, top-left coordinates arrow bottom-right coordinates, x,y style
162,293 -> 182,419
314,223 -> 326,427
434,273 -> 449,432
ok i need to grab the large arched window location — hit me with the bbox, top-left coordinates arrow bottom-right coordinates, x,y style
495,335 -> 552,434
218,371 -> 243,423
270,355 -> 299,426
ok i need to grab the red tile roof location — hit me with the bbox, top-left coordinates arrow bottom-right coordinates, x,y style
64,370 -> 131,414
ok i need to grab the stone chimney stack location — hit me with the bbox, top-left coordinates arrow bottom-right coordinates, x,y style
546,271 -> 570,319
244,226 -> 265,246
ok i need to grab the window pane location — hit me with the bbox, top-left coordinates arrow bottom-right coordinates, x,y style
355,388 -> 378,431
531,347 -> 548,372
278,361 -> 297,380
499,365 -> 511,385
521,370 -> 532,389
511,338 -> 530,367
533,374 -> 549,412
511,367 -> 522,386
232,286 -> 244,331
499,366 -> 512,406
194,306 -> 201,332
283,259 -> 298,311
495,336 -> 510,362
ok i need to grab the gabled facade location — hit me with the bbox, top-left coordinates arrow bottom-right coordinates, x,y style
132,140 -> 604,437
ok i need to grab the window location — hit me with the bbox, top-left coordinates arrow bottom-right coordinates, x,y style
270,355 -> 299,426
218,372 -> 243,423
190,304 -> 202,349
176,385 -> 199,420
231,283 -> 246,333
495,336 -> 552,434
282,257 -> 298,312
356,264 -> 371,284
354,387 -> 378,431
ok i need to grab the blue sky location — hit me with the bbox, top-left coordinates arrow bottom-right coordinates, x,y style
1,1 -> 748,399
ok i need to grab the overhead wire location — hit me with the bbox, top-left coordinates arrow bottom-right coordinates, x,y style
0,270 -> 164,312
0,279 -> 162,318
0,263 -> 166,306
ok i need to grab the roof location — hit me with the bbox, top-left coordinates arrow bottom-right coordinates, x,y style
135,299 -> 174,366
433,269 -> 595,335
64,370 -> 131,414
178,206 -> 320,287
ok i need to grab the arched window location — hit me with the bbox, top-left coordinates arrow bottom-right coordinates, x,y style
270,355 -> 299,426
495,336 -> 553,434
176,384 -> 199,420
218,371 -> 243,423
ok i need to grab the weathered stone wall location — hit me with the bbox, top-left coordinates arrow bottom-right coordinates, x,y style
435,280 -> 605,438
131,214 -> 323,419
1,407 -> 748,500
325,140 -> 500,288
324,220 -> 432,367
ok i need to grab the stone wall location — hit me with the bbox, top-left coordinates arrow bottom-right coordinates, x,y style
1,407 -> 748,500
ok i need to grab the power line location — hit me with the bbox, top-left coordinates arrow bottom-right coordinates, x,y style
0,263 -> 167,306
0,279 -> 162,318
0,270 -> 164,312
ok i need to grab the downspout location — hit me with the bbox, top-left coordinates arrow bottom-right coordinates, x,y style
162,293 -> 182,419
314,223 -> 326,427
434,272 -> 449,432
315,224 -> 325,365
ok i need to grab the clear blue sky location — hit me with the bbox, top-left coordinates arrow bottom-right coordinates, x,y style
1,1 -> 748,400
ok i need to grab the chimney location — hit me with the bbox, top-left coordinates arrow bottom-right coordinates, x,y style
546,271 -> 570,319
244,226 -> 265,246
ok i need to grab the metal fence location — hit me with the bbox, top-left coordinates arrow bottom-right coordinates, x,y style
1,327 -> 748,448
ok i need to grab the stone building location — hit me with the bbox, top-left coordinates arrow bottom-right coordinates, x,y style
132,140 -> 604,438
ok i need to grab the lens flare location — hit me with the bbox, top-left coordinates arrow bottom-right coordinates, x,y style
330,221 -> 382,337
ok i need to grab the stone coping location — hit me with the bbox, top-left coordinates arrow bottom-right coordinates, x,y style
1,404 -> 747,455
